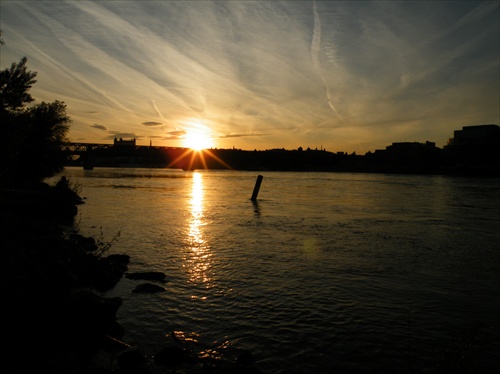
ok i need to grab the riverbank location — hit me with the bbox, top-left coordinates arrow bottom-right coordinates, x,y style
0,181 -> 261,373
0,181 -> 131,373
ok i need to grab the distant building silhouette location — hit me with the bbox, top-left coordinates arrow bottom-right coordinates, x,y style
113,137 -> 136,147
385,141 -> 438,165
445,124 -> 500,171
365,141 -> 440,172
452,124 -> 499,146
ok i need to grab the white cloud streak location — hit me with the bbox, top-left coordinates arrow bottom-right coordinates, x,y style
311,1 -> 341,119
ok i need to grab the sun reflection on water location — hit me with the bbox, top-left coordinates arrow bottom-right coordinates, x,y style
184,172 -> 213,289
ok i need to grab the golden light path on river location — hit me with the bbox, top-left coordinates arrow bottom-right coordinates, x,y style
185,172 -> 213,295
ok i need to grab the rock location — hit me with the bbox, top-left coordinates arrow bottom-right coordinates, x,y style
154,346 -> 189,366
65,290 -> 123,347
125,271 -> 167,282
132,283 -> 166,293
69,233 -> 98,252
92,254 -> 130,291
67,290 -> 122,321
117,347 -> 148,369
107,254 -> 130,272
102,334 -> 130,352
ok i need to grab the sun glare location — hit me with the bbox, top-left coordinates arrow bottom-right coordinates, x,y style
183,129 -> 213,151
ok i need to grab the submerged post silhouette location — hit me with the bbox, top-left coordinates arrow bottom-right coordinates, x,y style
251,175 -> 264,201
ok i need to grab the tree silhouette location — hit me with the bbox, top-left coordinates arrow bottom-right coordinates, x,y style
0,57 -> 37,111
0,57 -> 71,187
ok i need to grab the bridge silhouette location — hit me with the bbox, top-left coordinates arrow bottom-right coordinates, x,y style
61,142 -> 211,170
61,142 -> 187,154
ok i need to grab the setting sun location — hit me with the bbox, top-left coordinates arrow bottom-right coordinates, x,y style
183,131 -> 213,150
182,122 -> 214,150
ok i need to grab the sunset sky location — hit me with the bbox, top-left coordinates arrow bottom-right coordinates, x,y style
1,1 -> 499,153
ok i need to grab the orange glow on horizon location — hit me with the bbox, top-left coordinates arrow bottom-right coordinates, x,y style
166,148 -> 233,171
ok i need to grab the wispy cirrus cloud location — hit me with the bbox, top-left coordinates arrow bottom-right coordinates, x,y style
1,0 -> 497,152
219,133 -> 268,139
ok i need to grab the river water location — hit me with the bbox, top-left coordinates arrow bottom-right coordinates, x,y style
58,167 -> 500,373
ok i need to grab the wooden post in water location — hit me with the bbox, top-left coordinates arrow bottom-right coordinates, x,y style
251,175 -> 264,201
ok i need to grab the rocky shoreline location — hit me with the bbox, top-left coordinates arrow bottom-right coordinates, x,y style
0,181 -> 261,373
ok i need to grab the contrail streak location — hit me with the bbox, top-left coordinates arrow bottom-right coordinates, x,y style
312,1 -> 342,119
152,100 -> 164,120
152,100 -> 177,130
